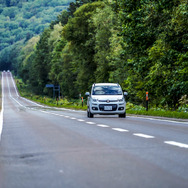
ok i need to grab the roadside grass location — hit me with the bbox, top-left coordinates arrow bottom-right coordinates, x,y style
16,79 -> 87,110
126,103 -> 188,119
16,79 -> 188,119
127,109 -> 188,119
18,91 -> 87,111
29,96 -> 87,111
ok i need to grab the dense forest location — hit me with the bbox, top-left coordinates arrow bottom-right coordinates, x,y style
1,0 -> 188,109
0,0 -> 72,70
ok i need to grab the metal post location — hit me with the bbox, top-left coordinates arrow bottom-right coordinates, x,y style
146,91 -> 149,111
59,85 -> 60,100
81,97 -> 83,107
53,86 -> 55,99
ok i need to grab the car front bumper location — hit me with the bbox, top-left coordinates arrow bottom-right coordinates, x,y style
89,102 -> 126,115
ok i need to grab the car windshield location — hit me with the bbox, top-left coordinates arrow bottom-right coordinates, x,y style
92,85 -> 122,95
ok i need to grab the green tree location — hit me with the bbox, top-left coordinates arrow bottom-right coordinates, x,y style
146,0 -> 188,108
31,28 -> 51,94
92,5 -> 111,82
62,1 -> 105,93
48,24 -> 66,84
58,43 -> 78,98
118,0 -> 188,108
18,36 -> 40,82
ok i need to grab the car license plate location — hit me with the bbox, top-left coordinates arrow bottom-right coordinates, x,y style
104,106 -> 112,111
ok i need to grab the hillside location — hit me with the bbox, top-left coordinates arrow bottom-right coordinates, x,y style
0,0 -> 73,69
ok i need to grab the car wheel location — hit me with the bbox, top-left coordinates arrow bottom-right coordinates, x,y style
119,112 -> 126,118
87,108 -> 94,118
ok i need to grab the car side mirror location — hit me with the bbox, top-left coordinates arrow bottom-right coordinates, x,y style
85,92 -> 90,96
124,92 -> 128,96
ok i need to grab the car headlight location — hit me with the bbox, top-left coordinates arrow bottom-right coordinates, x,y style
119,98 -> 124,102
92,98 -> 98,102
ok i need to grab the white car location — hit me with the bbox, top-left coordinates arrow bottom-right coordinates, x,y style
85,83 -> 128,118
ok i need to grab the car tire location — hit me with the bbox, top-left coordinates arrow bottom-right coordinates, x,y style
87,107 -> 94,118
119,112 -> 126,118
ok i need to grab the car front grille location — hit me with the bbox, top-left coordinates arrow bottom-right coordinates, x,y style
99,104 -> 117,111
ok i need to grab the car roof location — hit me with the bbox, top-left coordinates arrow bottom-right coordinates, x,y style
93,83 -> 119,86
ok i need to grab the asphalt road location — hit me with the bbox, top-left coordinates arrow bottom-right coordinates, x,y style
0,71 -> 188,188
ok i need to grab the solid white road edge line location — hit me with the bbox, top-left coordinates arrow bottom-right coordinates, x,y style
0,72 -> 4,141
10,72 -> 19,97
129,116 -> 188,125
10,73 -> 44,107
164,141 -> 188,149
6,74 -> 26,108
8,73 -> 85,112
112,128 -> 129,132
133,133 -> 155,138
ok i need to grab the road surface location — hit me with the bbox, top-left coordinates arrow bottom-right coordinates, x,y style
0,71 -> 188,188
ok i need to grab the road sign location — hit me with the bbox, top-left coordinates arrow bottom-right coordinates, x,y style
46,84 -> 60,99
46,84 -> 54,88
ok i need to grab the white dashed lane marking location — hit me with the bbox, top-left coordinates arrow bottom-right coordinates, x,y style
133,133 -> 155,139
112,128 -> 129,132
27,110 -> 188,150
86,122 -> 96,125
97,124 -> 109,128
77,119 -> 85,122
164,141 -> 188,149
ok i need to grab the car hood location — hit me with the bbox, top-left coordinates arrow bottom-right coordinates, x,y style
91,95 -> 123,100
